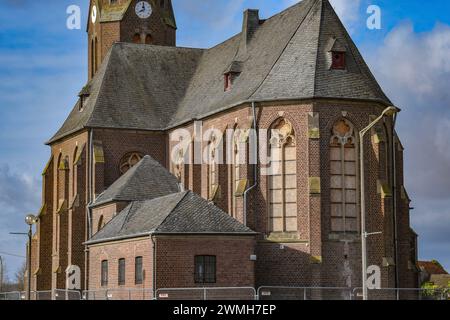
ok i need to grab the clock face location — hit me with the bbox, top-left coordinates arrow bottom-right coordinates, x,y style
135,1 -> 152,19
91,5 -> 97,24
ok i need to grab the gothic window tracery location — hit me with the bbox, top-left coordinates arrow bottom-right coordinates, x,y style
268,118 -> 297,233
119,152 -> 143,174
208,134 -> 219,201
330,119 -> 358,233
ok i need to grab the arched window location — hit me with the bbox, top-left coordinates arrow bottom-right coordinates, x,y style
90,38 -> 95,78
133,33 -> 141,44
94,37 -> 99,72
208,134 -> 219,201
119,152 -> 143,174
230,127 -> 249,218
145,34 -> 153,44
268,119 -> 297,233
330,119 -> 358,233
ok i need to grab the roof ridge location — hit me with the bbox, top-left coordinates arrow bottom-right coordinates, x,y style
119,201 -> 135,233
248,0 -> 319,99
312,0 -> 325,96
115,41 -> 206,52
154,191 -> 189,232
85,47 -> 116,129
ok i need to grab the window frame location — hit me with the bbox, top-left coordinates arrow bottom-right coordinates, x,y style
194,255 -> 217,284
135,256 -> 143,285
101,260 -> 108,287
118,258 -> 126,286
331,51 -> 346,70
267,118 -> 297,234
224,73 -> 232,91
329,119 -> 359,234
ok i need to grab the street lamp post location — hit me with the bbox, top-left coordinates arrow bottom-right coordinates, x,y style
11,214 -> 37,300
24,214 -> 37,301
359,106 -> 400,300
0,255 -> 3,293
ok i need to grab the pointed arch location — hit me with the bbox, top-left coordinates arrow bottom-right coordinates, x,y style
207,132 -> 220,201
133,33 -> 141,44
145,34 -> 153,44
329,118 -> 358,233
119,152 -> 143,174
267,118 -> 297,233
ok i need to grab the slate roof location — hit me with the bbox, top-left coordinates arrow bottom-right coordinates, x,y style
49,0 -> 391,144
91,155 -> 180,207
86,191 -> 255,244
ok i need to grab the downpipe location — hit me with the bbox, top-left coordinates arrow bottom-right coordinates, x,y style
243,102 -> 258,227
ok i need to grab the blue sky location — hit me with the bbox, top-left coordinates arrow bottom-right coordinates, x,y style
0,0 -> 449,279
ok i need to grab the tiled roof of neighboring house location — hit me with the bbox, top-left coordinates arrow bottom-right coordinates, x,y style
49,0 -> 390,144
86,191 -> 256,244
91,155 -> 180,207
418,261 -> 448,275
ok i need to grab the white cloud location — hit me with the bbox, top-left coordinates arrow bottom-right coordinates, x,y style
0,165 -> 41,278
329,0 -> 361,24
282,0 -> 362,31
364,22 -> 450,269
435,119 -> 450,162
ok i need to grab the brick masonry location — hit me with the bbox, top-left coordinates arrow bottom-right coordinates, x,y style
29,0 -> 418,294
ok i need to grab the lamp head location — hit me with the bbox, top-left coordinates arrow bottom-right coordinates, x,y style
25,214 -> 37,226
383,106 -> 401,117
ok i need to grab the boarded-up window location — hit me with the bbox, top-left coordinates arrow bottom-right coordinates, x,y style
330,119 -> 358,233
268,119 -> 297,233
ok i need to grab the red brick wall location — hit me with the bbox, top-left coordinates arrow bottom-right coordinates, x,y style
155,235 -> 256,289
88,238 -> 153,296
93,129 -> 167,190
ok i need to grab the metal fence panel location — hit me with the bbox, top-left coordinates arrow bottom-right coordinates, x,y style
156,287 -> 256,300
257,287 -> 353,300
352,288 -> 448,300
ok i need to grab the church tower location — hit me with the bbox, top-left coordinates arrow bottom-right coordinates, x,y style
87,0 -> 177,79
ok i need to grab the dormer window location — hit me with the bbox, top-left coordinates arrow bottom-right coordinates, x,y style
224,73 -> 232,92
223,61 -> 243,92
78,85 -> 91,112
331,51 -> 346,70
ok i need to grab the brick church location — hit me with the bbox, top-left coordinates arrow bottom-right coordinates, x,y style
28,0 -> 419,296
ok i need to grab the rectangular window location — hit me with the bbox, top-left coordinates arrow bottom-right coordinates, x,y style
118,258 -> 126,286
194,256 -> 216,284
135,256 -> 143,285
101,260 -> 108,287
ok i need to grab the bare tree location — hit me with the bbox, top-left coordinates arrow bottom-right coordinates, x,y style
0,256 -> 5,292
14,261 -> 27,291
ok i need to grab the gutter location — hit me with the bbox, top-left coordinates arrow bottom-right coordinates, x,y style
47,97 -> 391,145
84,231 -> 257,246
243,101 -> 259,227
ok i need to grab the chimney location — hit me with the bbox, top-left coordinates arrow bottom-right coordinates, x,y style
239,9 -> 260,56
